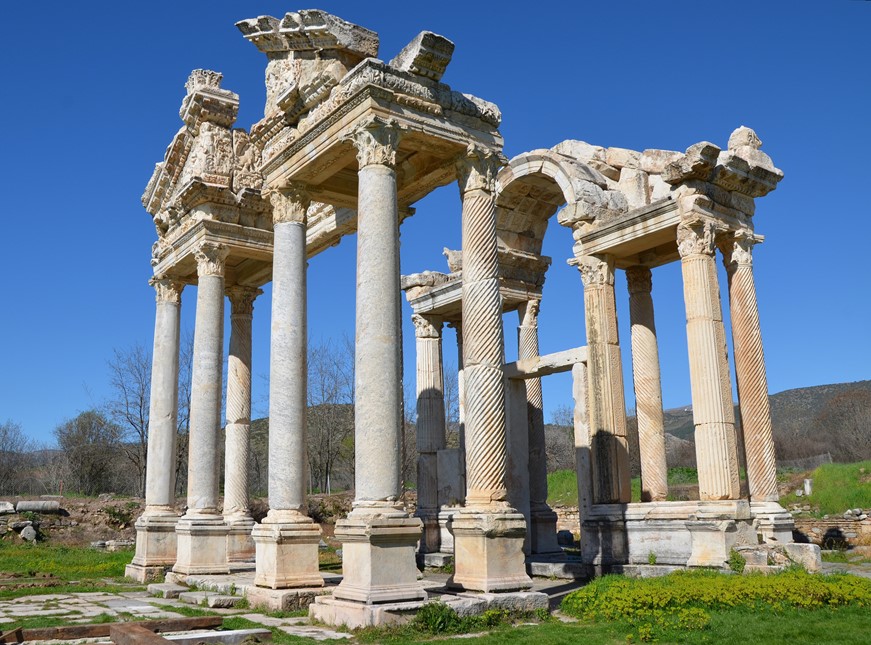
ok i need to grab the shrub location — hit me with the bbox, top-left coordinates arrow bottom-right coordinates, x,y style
413,603 -> 462,634
728,549 -> 746,574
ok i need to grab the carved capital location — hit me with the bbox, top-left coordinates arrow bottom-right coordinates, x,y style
150,277 -> 185,304
721,231 -> 757,272
344,116 -> 402,169
518,298 -> 541,328
194,242 -> 229,277
456,143 -> 502,195
226,285 -> 263,316
626,266 -> 653,295
677,220 -> 716,258
412,313 -> 443,339
576,255 -> 614,287
269,182 -> 311,225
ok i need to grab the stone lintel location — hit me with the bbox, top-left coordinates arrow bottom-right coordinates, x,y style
505,346 -> 588,380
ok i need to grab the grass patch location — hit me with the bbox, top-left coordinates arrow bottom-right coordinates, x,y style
0,542 -> 133,581
546,469 -> 578,506
221,616 -> 310,644
2,612 -> 118,632
779,460 -> 871,515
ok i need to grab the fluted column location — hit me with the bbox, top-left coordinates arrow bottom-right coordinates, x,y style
722,233 -> 778,502
577,254 -> 631,504
174,242 -> 230,575
677,220 -> 740,501
252,184 -> 322,590
223,285 -> 261,564
517,299 -> 560,554
450,145 -> 531,593
331,117 -> 425,605
626,266 -> 668,502
413,313 -> 445,553
127,277 -> 184,581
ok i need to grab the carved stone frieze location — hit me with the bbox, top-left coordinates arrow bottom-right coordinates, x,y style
232,130 -> 264,192
344,116 -> 402,169
150,276 -> 185,304
269,182 -> 311,225
412,313 -> 443,339
194,242 -> 229,277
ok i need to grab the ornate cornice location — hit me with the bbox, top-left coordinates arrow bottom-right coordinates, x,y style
269,182 -> 311,225
226,285 -> 263,316
456,143 -> 502,195
150,277 -> 185,304
676,220 -> 716,258
412,313 -> 443,339
194,242 -> 229,277
343,116 -> 402,169
625,266 -> 653,295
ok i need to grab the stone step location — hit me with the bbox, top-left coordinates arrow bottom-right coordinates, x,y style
147,582 -> 189,599
177,591 -> 244,608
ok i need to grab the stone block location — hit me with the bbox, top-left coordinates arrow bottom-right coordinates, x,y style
173,516 -> 230,575
226,518 -> 256,563
0,502 -> 14,514
606,147 -> 641,169
640,148 -> 681,174
309,595 -> 426,629
449,508 -> 532,592
20,525 -> 37,541
246,585 -> 332,612
16,500 -> 60,513
163,628 -> 272,644
617,167 -> 650,210
647,173 -> 673,202
178,591 -> 242,608
147,582 -> 188,598
437,449 -> 463,506
783,543 -> 822,572
252,519 -> 323,589
389,31 -> 455,82
461,591 -> 549,613
551,140 -> 606,165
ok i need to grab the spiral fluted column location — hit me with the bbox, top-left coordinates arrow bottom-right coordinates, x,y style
174,242 -> 230,575
127,277 -> 184,581
677,220 -> 740,501
450,145 -> 531,593
577,254 -> 631,504
723,234 -> 778,503
626,266 -> 668,502
223,285 -> 261,564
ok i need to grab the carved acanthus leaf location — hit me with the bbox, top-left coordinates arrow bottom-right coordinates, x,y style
721,231 -> 757,270
576,255 -> 613,287
269,182 -> 311,225
226,285 -> 263,315
343,116 -> 402,169
194,242 -> 229,277
456,143 -> 503,194
150,277 -> 185,304
676,221 -> 716,258
626,266 -> 653,294
412,313 -> 443,339
518,298 -> 541,328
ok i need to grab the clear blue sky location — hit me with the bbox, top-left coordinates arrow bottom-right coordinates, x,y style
1,1 -> 869,445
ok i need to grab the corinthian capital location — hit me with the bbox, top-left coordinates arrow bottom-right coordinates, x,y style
720,230 -> 758,272
625,266 -> 653,295
518,298 -> 541,328
269,182 -> 311,225
194,242 -> 229,277
576,255 -> 613,287
676,220 -> 716,258
344,116 -> 402,169
226,285 -> 263,316
455,143 -> 502,195
412,313 -> 442,339
150,276 -> 185,304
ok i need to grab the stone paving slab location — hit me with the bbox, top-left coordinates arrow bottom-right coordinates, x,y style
277,624 -> 352,641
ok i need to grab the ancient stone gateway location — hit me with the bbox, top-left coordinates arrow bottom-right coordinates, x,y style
127,8 -> 809,628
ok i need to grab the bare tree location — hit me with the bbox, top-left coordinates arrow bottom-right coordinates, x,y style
0,420 -> 33,495
443,363 -> 460,449
175,329 -> 194,497
106,344 -> 151,496
54,410 -> 123,496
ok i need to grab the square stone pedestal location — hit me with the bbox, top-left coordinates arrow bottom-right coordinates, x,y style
173,515 -> 230,575
529,506 -> 562,555
417,509 -> 441,555
449,506 -> 532,592
252,519 -> 323,589
686,501 -> 756,568
309,595 -> 427,629
226,517 -> 256,564
332,511 -> 426,604
751,501 -> 795,543
247,585 -> 332,612
125,513 -> 179,582
438,507 -> 460,554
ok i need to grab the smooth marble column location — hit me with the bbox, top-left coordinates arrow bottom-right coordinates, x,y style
223,285 -> 261,565
722,234 -> 778,503
626,266 -> 668,502
449,145 -> 531,593
332,117 -> 425,605
413,313 -> 445,554
577,254 -> 631,504
252,184 -> 323,590
127,277 -> 184,582
174,242 -> 230,575
677,220 -> 740,501
517,299 -> 560,554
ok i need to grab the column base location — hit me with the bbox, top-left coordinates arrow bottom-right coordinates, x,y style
416,508 -> 441,554
252,514 -> 323,589
225,515 -> 256,564
751,501 -> 795,544
333,506 -> 426,604
529,505 -> 562,555
127,512 -> 179,582
172,514 -> 230,575
448,505 -> 532,592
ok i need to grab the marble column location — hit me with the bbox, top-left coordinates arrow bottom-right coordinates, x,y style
449,145 -> 532,593
252,184 -> 323,590
722,233 -> 778,503
413,313 -> 445,554
677,220 -> 740,501
332,117 -> 425,604
517,299 -> 561,554
174,242 -> 230,575
223,285 -> 261,565
127,277 -> 184,582
626,266 -> 669,502
577,254 -> 631,504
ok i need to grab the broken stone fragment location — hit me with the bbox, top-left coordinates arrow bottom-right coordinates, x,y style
606,147 -> 641,169
640,148 -> 682,174
236,10 -> 378,58
551,140 -> 606,165
389,31 -> 455,82
661,141 -> 721,184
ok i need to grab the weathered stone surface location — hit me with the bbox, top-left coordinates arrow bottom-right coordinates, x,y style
147,582 -> 188,599
20,525 -> 37,541
389,31 -> 455,81
606,147 -> 641,169
16,500 -> 60,513
640,148 -> 681,173
552,140 -> 606,164
0,502 -> 14,514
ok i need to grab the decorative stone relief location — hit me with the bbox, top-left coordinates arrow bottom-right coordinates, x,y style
412,314 -> 443,339
576,255 -> 613,287
344,116 -> 402,169
269,182 -> 311,225
721,231 -> 757,271
232,130 -> 263,192
676,221 -> 717,258
226,285 -> 263,316
194,242 -> 229,277
456,144 -> 502,194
